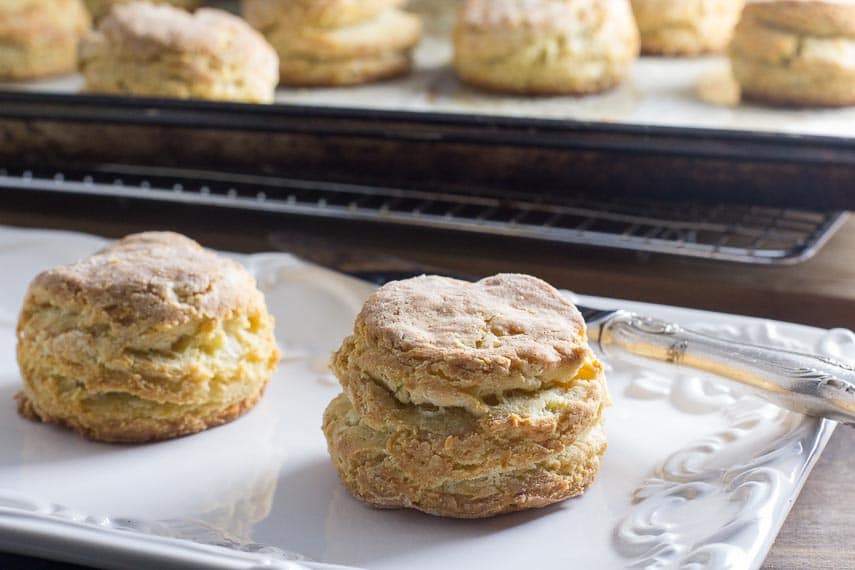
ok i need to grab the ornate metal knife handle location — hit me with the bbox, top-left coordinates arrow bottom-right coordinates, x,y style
597,311 -> 855,425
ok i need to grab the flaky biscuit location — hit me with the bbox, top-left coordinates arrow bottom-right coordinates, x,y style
16,232 -> 280,443
243,0 -> 406,29
339,353 -> 607,484
324,273 -> 608,517
255,6 -> 422,86
83,0 -> 200,20
324,394 -> 607,519
453,0 -> 639,95
79,3 -> 279,103
631,0 -> 745,56
729,1 -> 855,106
333,274 -> 591,415
0,0 -> 91,80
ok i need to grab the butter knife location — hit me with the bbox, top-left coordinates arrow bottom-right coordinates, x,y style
581,306 -> 855,426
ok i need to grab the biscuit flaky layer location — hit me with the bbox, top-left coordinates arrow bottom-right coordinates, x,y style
16,232 -> 280,443
79,4 -> 279,103
338,356 -> 607,485
324,395 -> 607,519
0,0 -> 91,80
729,2 -> 855,107
453,0 -> 639,95
325,274 -> 608,517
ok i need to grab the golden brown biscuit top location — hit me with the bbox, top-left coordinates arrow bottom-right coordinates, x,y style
742,1 -> 855,36
458,0 -> 612,33
27,232 -> 263,327
357,273 -> 588,374
0,0 -> 90,41
95,3 -> 277,62
243,0 -> 407,30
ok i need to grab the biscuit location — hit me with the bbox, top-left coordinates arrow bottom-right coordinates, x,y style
16,232 -> 281,443
630,0 -> 745,56
83,0 -> 200,20
0,0 -> 91,80
324,394 -> 607,519
243,0 -> 422,86
729,1 -> 855,107
323,274 -> 608,518
79,3 -> 279,103
453,0 -> 640,95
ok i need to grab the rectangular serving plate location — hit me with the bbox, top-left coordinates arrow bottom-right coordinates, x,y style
0,226 -> 850,570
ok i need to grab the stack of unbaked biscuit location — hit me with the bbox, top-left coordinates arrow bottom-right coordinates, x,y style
323,274 -> 609,518
243,0 -> 423,86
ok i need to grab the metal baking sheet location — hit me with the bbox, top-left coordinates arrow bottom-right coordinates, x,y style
3,0 -> 855,139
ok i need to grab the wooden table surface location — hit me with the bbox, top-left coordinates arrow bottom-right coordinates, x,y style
0,203 -> 852,569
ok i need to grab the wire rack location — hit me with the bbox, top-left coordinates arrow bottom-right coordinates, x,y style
0,164 -> 846,265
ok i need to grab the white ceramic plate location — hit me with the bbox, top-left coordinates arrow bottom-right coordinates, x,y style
0,226 -> 851,570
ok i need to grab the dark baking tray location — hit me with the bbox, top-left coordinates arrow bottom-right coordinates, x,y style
1,91 -> 854,210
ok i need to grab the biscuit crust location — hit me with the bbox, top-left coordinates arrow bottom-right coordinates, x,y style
631,0 -> 745,56
16,232 -> 281,443
0,0 -> 91,80
243,0 -> 407,30
729,1 -> 855,107
324,394 -> 607,519
453,0 -> 639,95
83,0 -> 200,20
79,4 -> 279,103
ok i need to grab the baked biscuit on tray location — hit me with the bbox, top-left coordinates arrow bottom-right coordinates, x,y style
16,232 -> 281,443
80,3 -> 279,103
323,274 -> 609,518
631,0 -> 745,56
243,0 -> 422,86
0,0 -> 91,80
730,1 -> 855,107
453,0 -> 640,95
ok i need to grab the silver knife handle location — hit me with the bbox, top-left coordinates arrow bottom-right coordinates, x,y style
599,311 -> 855,426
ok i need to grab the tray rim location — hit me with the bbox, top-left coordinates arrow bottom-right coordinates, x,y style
3,91 -> 855,165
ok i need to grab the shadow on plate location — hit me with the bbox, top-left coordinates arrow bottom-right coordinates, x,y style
255,456 -> 572,567
0,381 -> 137,467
